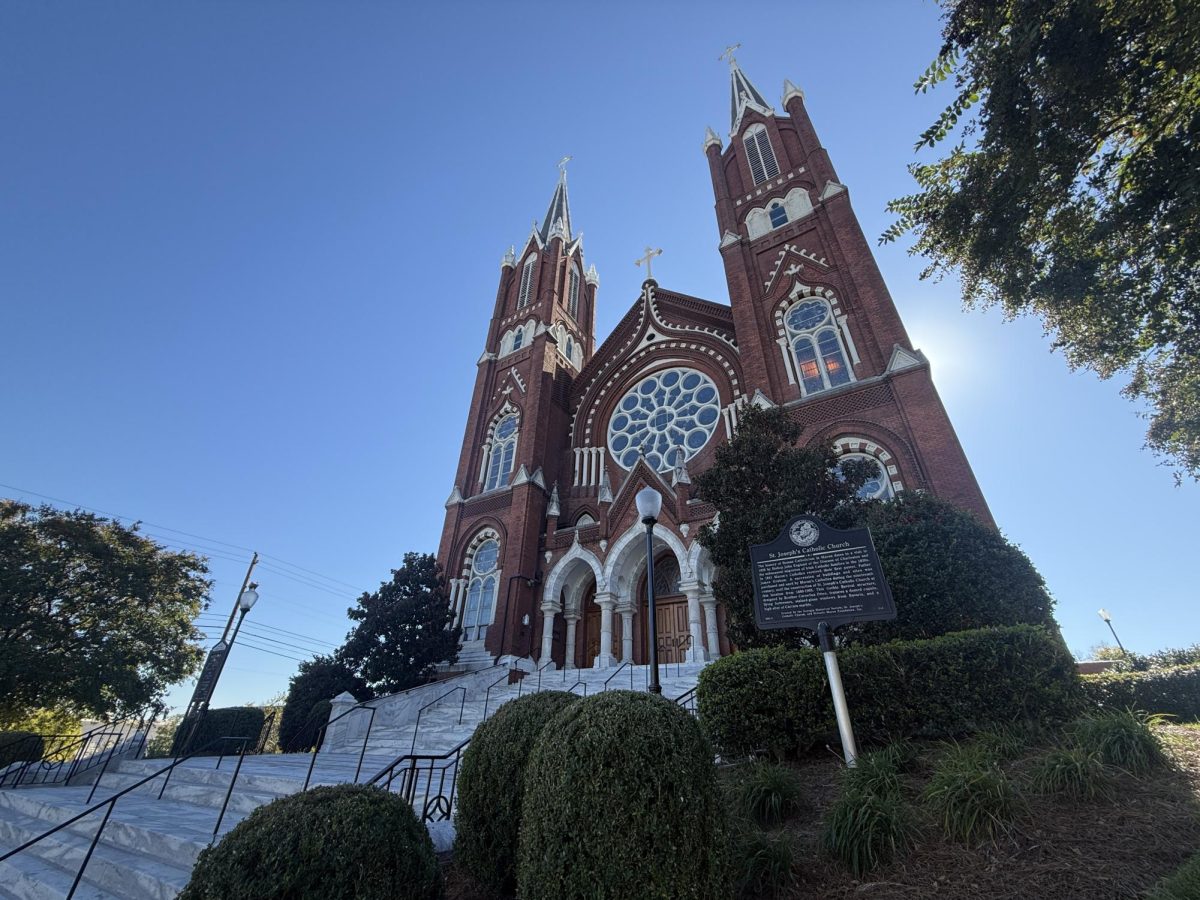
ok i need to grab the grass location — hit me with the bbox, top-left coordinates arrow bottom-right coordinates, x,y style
820,786 -> 914,876
1028,747 -> 1112,801
923,742 -> 1021,844
1148,849 -> 1200,899
1069,709 -> 1167,775
734,761 -> 806,828
731,827 -> 795,899
842,748 -> 903,798
974,724 -> 1033,760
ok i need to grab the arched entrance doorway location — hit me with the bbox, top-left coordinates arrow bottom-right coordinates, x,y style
641,554 -> 690,664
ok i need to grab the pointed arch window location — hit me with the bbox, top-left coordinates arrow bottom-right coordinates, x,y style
769,201 -> 788,229
518,255 -> 536,308
484,414 -> 519,491
784,298 -> 853,396
463,537 -> 499,641
743,124 -> 780,186
511,327 -> 524,352
565,336 -> 574,360
568,264 -> 581,319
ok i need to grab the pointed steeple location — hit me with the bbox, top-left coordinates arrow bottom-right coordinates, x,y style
538,161 -> 573,245
728,55 -> 773,134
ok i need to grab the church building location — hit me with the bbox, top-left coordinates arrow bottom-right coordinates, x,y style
436,56 -> 992,672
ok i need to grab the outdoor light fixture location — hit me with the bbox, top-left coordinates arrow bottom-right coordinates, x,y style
238,584 -> 260,613
1097,607 -> 1128,657
636,486 -> 663,694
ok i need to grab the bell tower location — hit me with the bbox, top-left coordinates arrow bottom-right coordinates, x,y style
437,165 -> 599,667
703,53 -> 993,523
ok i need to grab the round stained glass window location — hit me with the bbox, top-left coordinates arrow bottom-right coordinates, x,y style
472,539 -> 499,575
836,454 -> 893,501
607,367 -> 722,472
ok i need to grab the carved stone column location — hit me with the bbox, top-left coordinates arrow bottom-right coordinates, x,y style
700,594 -> 720,660
618,603 -> 635,663
564,615 -> 579,669
593,591 -> 617,668
682,582 -> 706,663
539,603 -> 558,667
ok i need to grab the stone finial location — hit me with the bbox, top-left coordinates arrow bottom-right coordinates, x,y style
703,126 -> 722,152
445,485 -> 464,508
782,78 -> 804,106
501,245 -> 516,268
585,263 -> 600,287
547,484 -> 561,518
598,467 -> 613,504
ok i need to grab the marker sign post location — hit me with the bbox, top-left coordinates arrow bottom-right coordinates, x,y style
749,516 -> 896,766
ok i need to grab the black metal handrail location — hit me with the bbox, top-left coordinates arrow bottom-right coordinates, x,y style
675,686 -> 698,716
603,661 -> 634,692
366,738 -> 470,822
409,686 -> 466,754
564,679 -> 587,697
0,735 -> 251,899
528,658 -> 556,696
302,701 -> 378,791
481,670 -> 513,721
0,712 -> 154,790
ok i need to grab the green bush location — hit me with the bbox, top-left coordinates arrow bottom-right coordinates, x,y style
820,781 -> 912,875
1029,748 -> 1111,801
732,761 -> 805,829
731,827 -> 794,899
173,707 -> 266,757
842,748 -> 903,798
145,715 -> 182,759
698,625 -> 1080,758
1068,709 -> 1167,775
279,655 -> 370,754
0,731 -> 43,769
180,784 -> 440,900
1148,850 -> 1200,900
518,691 -> 729,899
1081,663 -> 1200,722
454,692 -> 581,896
923,743 -> 1020,844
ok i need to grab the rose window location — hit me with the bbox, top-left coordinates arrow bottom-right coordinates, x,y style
607,367 -> 722,471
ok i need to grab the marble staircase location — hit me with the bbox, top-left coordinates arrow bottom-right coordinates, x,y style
0,661 -> 706,899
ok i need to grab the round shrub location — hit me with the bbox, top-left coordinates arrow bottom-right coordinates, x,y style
179,784 -> 441,900
454,691 -> 581,895
517,691 -> 728,900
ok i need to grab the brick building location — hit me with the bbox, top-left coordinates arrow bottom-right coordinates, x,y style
436,57 -> 991,672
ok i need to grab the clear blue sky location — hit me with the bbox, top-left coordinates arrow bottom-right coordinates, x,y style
3,1 -> 1196,712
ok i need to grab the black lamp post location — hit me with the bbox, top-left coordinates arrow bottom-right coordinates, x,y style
1097,608 -> 1128,657
635,486 -> 663,695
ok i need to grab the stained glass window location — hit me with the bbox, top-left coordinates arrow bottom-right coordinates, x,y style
464,538 -> 500,641
836,453 -> 894,501
485,415 -> 518,491
607,367 -> 722,471
784,298 -> 854,396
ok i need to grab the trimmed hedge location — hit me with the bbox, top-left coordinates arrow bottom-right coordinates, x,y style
698,625 -> 1080,758
1080,662 -> 1200,722
517,691 -> 729,899
455,691 -> 581,896
180,784 -> 441,900
174,707 -> 266,756
0,731 -> 43,769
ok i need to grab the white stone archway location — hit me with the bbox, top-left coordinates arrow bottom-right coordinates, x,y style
538,544 -> 604,669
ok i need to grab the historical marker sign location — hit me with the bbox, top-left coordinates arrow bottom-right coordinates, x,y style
750,515 -> 895,631
190,642 -> 228,706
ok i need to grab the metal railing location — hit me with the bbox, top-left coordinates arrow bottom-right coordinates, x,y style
0,735 -> 251,899
409,686 -> 467,755
564,680 -> 588,698
302,702 -> 378,791
603,661 -> 634,692
523,659 -> 556,697
0,712 -> 155,790
675,686 -> 698,716
481,670 -> 513,721
366,738 -> 469,823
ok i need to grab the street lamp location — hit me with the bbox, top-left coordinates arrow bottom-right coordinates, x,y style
1097,608 -> 1129,657
228,583 -> 260,648
636,486 -> 663,695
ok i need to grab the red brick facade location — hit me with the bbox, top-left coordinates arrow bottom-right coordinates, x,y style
437,64 -> 991,670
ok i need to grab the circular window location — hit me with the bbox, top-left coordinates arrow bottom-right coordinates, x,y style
494,416 -> 517,441
472,539 -> 499,575
836,454 -> 893,501
607,367 -> 722,472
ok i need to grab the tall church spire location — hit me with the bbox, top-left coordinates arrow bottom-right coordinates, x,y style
728,55 -> 772,132
538,157 -> 573,244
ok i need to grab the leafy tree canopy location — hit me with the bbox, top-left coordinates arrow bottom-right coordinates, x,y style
696,407 -> 1056,649
0,500 -> 210,727
278,655 -> 370,753
883,0 -> 1200,480
339,552 -> 459,696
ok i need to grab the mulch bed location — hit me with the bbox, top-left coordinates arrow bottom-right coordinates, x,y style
444,725 -> 1200,899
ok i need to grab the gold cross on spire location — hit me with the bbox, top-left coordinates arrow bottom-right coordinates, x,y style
635,246 -> 663,280
719,43 -> 741,66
